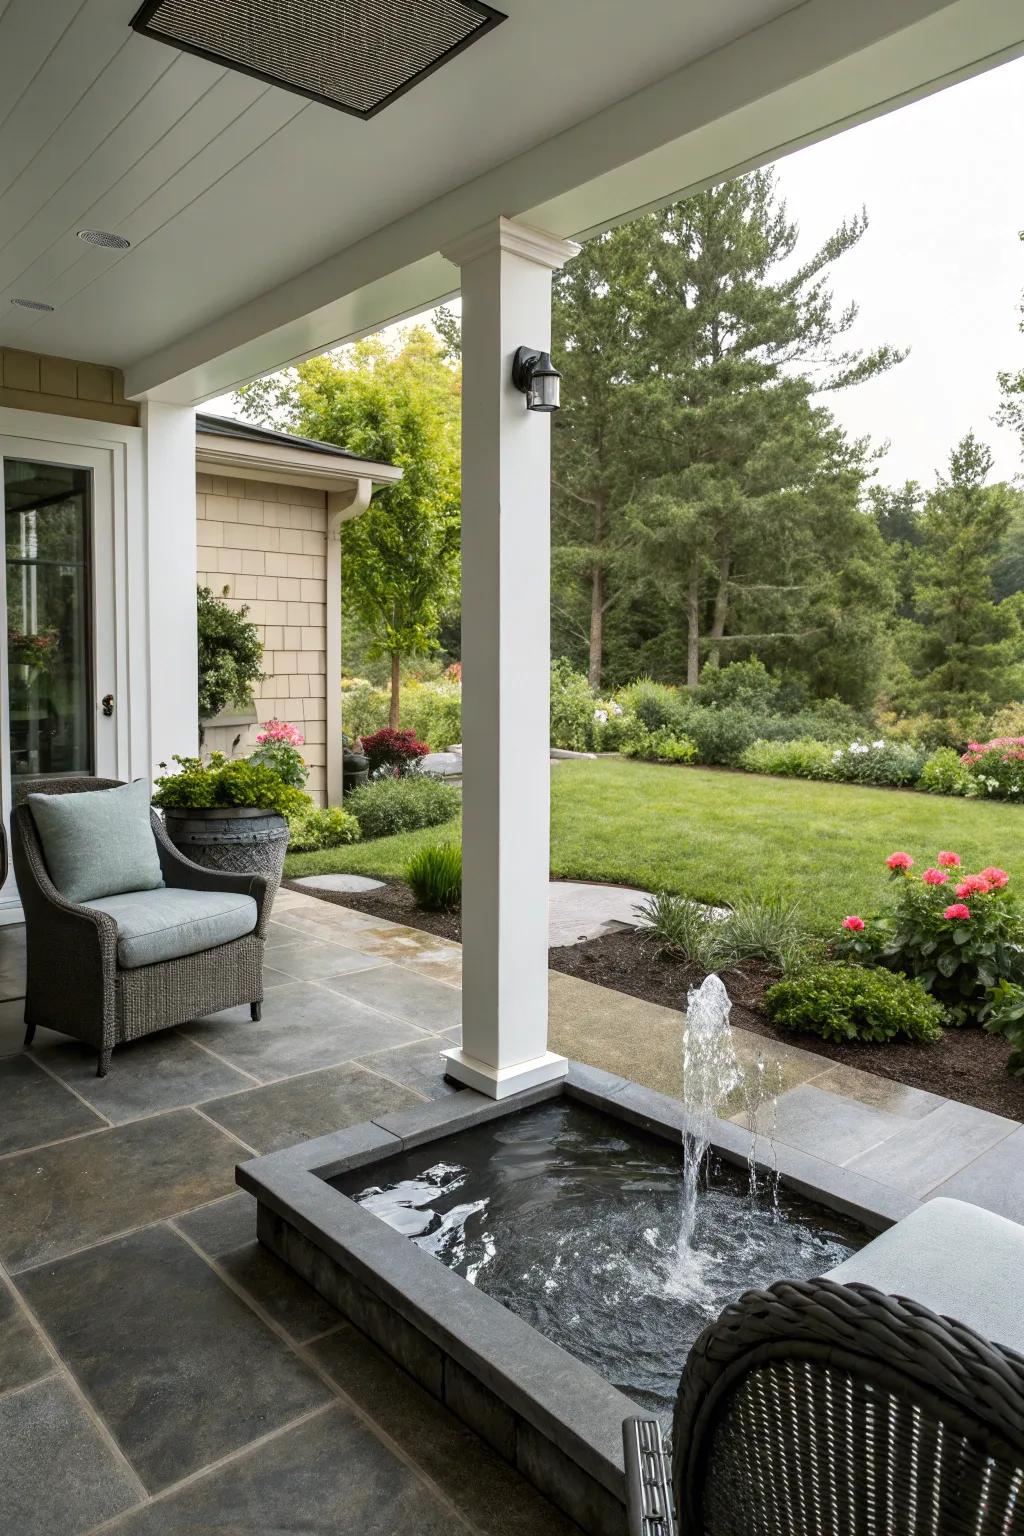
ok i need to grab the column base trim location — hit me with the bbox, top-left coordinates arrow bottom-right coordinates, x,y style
441,1047 -> 568,1100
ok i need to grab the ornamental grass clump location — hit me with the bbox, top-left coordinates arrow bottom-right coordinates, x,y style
836,848 -> 1024,1026
406,843 -> 462,911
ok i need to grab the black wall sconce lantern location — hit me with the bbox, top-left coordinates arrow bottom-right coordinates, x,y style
512,347 -> 562,411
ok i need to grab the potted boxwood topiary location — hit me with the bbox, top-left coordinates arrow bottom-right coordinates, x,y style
152,752 -> 308,914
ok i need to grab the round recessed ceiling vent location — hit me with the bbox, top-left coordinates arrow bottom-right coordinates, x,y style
10,297 -> 54,312
77,228 -> 131,250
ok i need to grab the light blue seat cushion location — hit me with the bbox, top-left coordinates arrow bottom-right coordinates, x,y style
84,888 -> 258,969
825,1196 -> 1024,1354
29,779 -> 162,904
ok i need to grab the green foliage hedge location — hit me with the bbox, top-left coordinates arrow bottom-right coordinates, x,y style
739,738 -> 837,779
286,804 -> 361,852
765,963 -> 945,1044
345,775 -> 460,840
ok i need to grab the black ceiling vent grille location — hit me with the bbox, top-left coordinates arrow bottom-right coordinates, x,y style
131,0 -> 506,119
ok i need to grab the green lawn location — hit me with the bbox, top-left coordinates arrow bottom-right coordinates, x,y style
285,759 -> 1023,930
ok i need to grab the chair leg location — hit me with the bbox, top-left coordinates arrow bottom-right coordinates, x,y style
97,1047 -> 111,1078
250,1001 -> 262,1022
23,1021 -> 36,1048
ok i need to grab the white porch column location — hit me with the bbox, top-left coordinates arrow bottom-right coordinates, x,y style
441,218 -> 578,1099
326,479 -> 373,806
140,401 -> 198,779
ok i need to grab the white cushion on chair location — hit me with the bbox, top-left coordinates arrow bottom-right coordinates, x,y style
825,1196 -> 1024,1353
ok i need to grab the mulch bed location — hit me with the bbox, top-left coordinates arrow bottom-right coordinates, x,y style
286,878 -> 1024,1120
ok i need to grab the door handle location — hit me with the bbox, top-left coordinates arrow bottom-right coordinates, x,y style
101,694 -> 115,718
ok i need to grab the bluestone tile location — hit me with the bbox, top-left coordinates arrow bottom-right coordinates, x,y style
32,1030 -> 251,1122
927,1123 -> 1024,1218
740,1082 -> 906,1165
321,964 -> 462,1034
0,1054 -> 105,1154
0,1110 -> 240,1272
847,1099 -> 1019,1197
0,1282 -> 53,1395
355,1037 -> 462,1100
0,1375 -> 140,1534
20,1225 -> 330,1491
201,1061 -> 423,1154
183,981 -> 424,1082
102,1404 -> 455,1535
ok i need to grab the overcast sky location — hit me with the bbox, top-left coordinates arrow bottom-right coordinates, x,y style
774,51 -> 1024,491
216,53 -> 1024,490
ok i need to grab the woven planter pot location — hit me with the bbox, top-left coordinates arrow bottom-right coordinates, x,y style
162,806 -> 289,916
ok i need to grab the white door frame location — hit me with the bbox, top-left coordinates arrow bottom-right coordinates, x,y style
0,408 -> 148,918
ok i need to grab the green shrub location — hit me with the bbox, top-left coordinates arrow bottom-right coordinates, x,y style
401,684 -> 462,751
635,891 -> 722,970
197,587 -> 265,723
593,707 -> 628,752
694,658 -> 779,713
341,681 -> 389,739
765,964 -> 945,1044
406,842 -> 462,910
550,659 -> 596,751
986,702 -> 1024,739
918,747 -> 971,796
620,677 -> 690,734
286,804 -> 361,852
828,739 -> 926,786
153,753 -> 307,817
345,776 -> 460,840
621,726 -> 697,764
683,705 -> 762,765
982,979 -> 1024,1076
739,738 -> 837,780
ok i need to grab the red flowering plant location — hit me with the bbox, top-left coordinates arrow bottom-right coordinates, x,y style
960,737 -> 1024,800
836,850 -> 1024,1026
360,727 -> 429,778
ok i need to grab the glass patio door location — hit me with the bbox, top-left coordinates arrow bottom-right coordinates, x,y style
0,439 -> 118,895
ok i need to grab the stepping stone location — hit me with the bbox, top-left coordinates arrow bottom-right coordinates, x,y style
418,752 -> 463,777
291,873 -> 385,893
548,880 -> 652,947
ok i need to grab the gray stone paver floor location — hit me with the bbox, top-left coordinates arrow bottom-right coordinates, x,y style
1,885 -> 1022,1534
0,892 -> 576,1536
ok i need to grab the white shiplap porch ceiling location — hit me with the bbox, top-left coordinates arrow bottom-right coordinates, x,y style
0,0 -> 1022,402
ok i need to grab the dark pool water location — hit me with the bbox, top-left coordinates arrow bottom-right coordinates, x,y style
334,1100 -> 864,1426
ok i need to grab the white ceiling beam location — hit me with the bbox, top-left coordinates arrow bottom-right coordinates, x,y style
125,0 -> 1024,404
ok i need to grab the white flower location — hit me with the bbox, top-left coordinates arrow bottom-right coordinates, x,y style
872,739 -> 885,750
594,709 -> 608,723
610,701 -> 623,716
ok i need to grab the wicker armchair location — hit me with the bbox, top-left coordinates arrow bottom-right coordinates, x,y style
12,777 -> 270,1076
625,1265 -> 1024,1535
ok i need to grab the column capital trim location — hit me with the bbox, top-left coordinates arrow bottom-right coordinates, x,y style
442,217 -> 579,272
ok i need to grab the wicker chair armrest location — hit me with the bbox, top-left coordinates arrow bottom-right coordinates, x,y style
11,806 -> 119,954
623,1418 -> 676,1536
151,813 -> 271,933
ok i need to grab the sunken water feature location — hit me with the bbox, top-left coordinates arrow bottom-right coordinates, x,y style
243,975 -> 879,1533
335,1098 -> 861,1428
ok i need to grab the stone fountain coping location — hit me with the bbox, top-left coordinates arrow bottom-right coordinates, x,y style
237,1061 -> 917,1523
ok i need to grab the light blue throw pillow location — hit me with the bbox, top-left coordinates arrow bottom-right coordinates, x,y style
28,779 -> 163,905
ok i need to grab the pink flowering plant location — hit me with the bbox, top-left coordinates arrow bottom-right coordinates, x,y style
836,849 -> 1024,1026
247,718 -> 309,790
960,736 -> 1024,800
